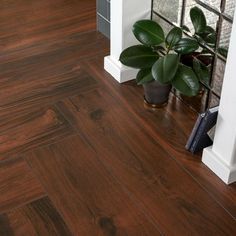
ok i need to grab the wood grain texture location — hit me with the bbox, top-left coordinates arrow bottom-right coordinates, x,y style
0,107 -> 74,156
0,60 -> 99,120
56,88 -> 236,235
82,57 -> 236,219
0,156 -> 45,214
0,0 -> 96,54
0,197 -> 72,236
25,135 -> 161,235
0,0 -> 106,120
0,0 -> 236,234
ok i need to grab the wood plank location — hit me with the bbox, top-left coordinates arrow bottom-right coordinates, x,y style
0,30 -> 108,68
0,106 -> 74,156
0,197 -> 72,236
0,156 -> 45,214
56,88 -> 236,235
0,39 -> 103,119
25,135 -> 162,235
0,0 -> 96,53
82,57 -> 236,218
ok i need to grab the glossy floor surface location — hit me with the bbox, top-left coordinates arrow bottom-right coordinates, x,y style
0,0 -> 235,235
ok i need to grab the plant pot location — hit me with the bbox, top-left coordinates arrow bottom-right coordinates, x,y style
143,80 -> 172,108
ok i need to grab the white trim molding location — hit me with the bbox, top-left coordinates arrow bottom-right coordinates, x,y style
203,147 -> 236,184
104,0 -> 152,83
104,56 -> 138,83
202,10 -> 236,184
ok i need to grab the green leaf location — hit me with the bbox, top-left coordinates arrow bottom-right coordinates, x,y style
193,58 -> 211,87
133,20 -> 165,46
195,34 -> 207,46
182,25 -> 191,32
204,26 -> 215,34
204,32 -> 216,47
173,38 -> 199,54
166,27 -> 182,49
119,45 -> 159,69
152,54 -> 179,84
172,64 -> 200,96
136,68 -> 154,85
197,26 -> 215,38
190,7 -> 207,34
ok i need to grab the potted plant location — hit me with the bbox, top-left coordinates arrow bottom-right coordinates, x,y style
119,19 -> 200,107
119,6 -> 226,108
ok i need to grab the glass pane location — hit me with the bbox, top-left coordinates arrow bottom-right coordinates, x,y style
211,57 -> 226,96
219,19 -> 233,55
153,0 -> 182,24
152,13 -> 173,35
208,92 -> 220,107
224,0 -> 236,18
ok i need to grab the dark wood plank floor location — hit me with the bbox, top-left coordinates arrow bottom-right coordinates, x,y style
0,197 -> 72,236
0,0 -> 235,235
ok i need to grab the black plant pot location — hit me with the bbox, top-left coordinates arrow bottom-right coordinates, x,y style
143,80 -> 172,108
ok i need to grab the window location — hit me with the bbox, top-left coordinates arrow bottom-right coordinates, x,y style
152,0 -> 235,111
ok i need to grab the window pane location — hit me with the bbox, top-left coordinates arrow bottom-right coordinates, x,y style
224,0 -> 236,18
211,57 -> 226,96
153,0 -> 182,24
208,92 -> 220,107
219,19 -> 232,57
152,13 -> 173,35
219,19 -> 233,52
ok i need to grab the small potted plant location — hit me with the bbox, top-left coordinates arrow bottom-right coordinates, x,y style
119,6 -> 225,108
119,19 -> 200,107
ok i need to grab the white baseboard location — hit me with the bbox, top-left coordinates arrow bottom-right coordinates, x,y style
202,146 -> 236,184
104,56 -> 138,83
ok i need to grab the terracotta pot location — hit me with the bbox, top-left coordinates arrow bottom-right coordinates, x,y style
143,80 -> 172,108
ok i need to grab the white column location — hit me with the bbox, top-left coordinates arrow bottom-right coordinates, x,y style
104,0 -> 152,83
202,11 -> 236,184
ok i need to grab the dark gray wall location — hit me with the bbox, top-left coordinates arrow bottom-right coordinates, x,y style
97,0 -> 110,38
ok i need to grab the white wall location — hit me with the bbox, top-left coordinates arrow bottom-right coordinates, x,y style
104,0 -> 152,83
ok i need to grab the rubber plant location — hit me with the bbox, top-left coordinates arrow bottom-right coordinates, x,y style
189,6 -> 227,57
119,20 -> 200,97
119,6 -> 228,100
182,6 -> 228,89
